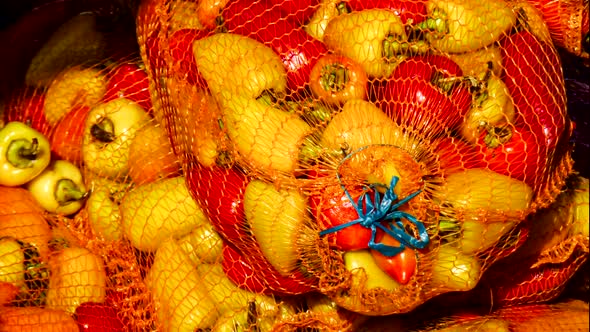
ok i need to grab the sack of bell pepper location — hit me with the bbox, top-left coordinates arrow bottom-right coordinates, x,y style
134,0 -> 582,318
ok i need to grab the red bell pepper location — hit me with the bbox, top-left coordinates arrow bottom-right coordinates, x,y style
344,0 -> 428,25
476,123 -> 548,189
221,242 -> 270,294
500,30 -> 567,152
309,183 -> 374,251
376,54 -> 472,136
432,136 -> 483,176
221,0 -> 328,96
268,0 -> 320,25
185,162 -> 317,295
168,28 -> 213,87
103,62 -> 153,113
4,89 -> 53,137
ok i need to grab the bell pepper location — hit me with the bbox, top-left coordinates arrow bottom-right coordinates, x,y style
102,62 -> 153,113
344,250 -> 401,291
436,168 -> 533,254
196,0 -> 231,29
416,0 -> 516,53
244,179 -> 309,276
500,30 -> 567,152
0,122 -> 51,187
219,92 -> 314,176
45,246 -> 107,314
176,222 -> 224,265
0,186 -> 52,262
145,238 -> 219,331
168,28 -> 213,87
221,0 -> 328,96
446,46 -> 503,81
269,0 -> 320,25
0,237 -> 25,289
304,0 -> 349,42
49,104 -> 91,165
309,54 -> 368,105
43,66 -> 108,126
431,136 -> 484,176
120,176 -> 209,252
221,242 -> 269,294
3,89 -> 52,137
193,32 -> 287,99
345,0 -> 428,25
377,54 -> 473,137
0,306 -> 78,332
477,124 -> 548,188
85,176 -> 129,242
431,246 -> 481,291
320,99 -> 412,154
0,237 -> 49,306
82,98 -> 151,180
186,164 -> 317,295
195,263 -> 296,329
168,0 -> 205,33
26,160 -> 87,216
323,9 -> 428,78
460,72 -> 515,143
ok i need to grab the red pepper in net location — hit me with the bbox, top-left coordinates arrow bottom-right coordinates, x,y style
344,0 -> 428,25
221,0 -> 328,96
500,30 -> 568,152
103,62 -> 153,113
185,162 -> 317,295
376,54 -> 472,136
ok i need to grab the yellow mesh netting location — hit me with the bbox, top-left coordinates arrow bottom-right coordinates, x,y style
0,0 -> 588,331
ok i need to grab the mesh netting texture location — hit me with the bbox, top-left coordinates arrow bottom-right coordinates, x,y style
0,0 -> 588,331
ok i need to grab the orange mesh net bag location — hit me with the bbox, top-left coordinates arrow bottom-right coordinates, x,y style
134,0 -> 578,321
0,0 -> 588,331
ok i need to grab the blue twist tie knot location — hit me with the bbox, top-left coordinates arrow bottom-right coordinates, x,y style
319,175 -> 429,257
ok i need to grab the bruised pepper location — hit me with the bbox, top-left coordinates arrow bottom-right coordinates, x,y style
324,9 -> 428,78
416,0 -> 516,53
0,122 -> 51,187
26,160 -> 87,216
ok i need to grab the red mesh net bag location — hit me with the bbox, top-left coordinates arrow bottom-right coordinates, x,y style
134,0 -> 578,319
0,0 -> 587,331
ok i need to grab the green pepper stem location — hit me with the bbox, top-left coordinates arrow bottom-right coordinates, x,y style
55,178 -> 87,206
483,125 -> 513,148
383,36 -> 430,60
90,118 -> 116,143
336,1 -> 350,15
415,8 -> 449,35
299,136 -> 322,163
6,138 -> 40,168
320,63 -> 349,93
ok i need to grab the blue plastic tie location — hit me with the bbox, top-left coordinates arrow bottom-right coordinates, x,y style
319,153 -> 429,257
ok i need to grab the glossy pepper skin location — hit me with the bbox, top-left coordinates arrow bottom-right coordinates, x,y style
185,162 -> 317,295
221,0 -> 328,96
500,30 -> 567,153
26,159 -> 87,216
345,0 -> 428,25
102,62 -> 153,113
376,54 -> 472,136
0,121 -> 51,187
268,0 -> 320,25
476,124 -> 548,189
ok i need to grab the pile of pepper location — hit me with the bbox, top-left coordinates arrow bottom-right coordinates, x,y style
132,0 -> 583,322
0,0 -> 588,330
